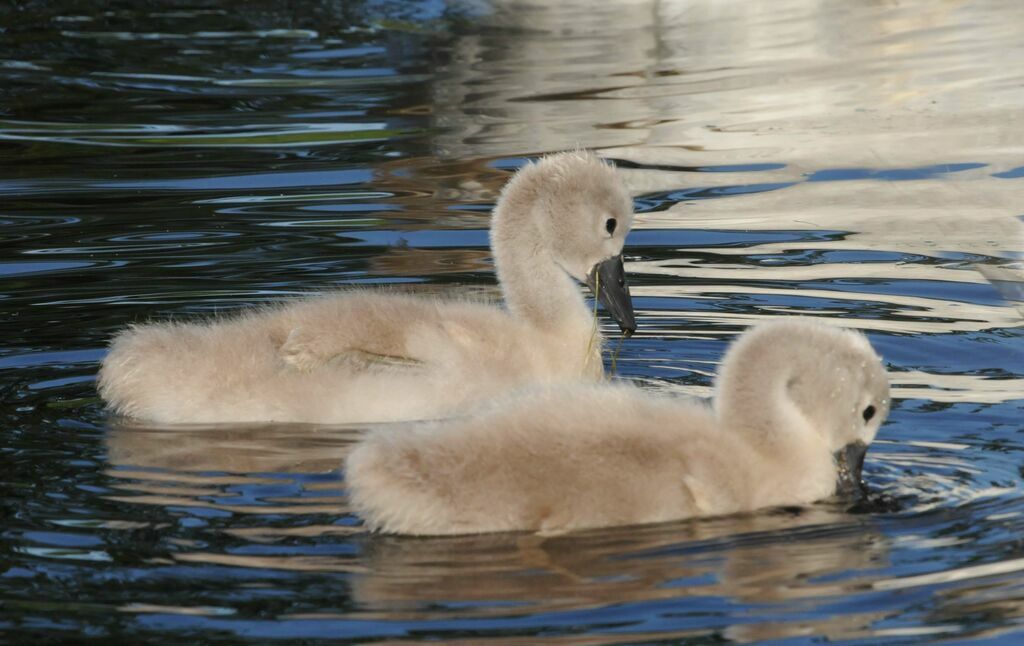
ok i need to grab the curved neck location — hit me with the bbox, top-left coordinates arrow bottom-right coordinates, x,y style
714,337 -> 834,503
716,351 -> 797,449
490,202 -> 592,334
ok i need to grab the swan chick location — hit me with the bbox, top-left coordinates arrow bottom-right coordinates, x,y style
98,150 -> 636,424
345,318 -> 890,535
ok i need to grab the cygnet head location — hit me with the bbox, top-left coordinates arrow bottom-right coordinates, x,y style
490,150 -> 636,334
715,318 -> 890,498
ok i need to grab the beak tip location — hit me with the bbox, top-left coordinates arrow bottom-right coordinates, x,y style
834,440 -> 870,500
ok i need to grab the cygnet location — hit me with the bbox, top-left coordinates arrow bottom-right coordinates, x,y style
98,150 -> 636,424
345,318 -> 890,535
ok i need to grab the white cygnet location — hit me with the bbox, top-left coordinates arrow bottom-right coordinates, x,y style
98,150 -> 636,424
345,318 -> 891,535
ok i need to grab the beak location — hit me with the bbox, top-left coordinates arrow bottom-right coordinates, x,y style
834,440 -> 869,499
586,254 -> 636,337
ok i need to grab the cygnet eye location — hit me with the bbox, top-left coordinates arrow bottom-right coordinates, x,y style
605,218 -> 617,235
862,405 -> 877,422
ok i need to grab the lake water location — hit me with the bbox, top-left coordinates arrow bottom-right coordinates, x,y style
2,0 -> 1023,642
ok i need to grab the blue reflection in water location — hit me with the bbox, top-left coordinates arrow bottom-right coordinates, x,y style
0,0 -> 1022,643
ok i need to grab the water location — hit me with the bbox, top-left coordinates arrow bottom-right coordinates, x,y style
2,0 -> 1023,641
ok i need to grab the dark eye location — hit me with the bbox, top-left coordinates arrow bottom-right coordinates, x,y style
862,405 -> 876,422
605,218 -> 617,235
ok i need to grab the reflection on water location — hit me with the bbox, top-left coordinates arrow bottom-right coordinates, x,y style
434,0 -> 1024,167
1,0 -> 1023,641
100,424 -> 895,641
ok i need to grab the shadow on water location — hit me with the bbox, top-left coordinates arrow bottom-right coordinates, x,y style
1,0 -> 1023,641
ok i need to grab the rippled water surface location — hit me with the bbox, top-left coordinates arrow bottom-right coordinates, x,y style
3,0 -> 1023,642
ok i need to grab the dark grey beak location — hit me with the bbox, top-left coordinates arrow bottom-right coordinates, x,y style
586,254 -> 636,337
834,441 -> 869,499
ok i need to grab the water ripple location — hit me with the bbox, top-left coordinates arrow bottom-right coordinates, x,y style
2,0 -> 1023,642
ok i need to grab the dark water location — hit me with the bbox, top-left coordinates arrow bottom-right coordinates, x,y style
3,0 -> 1024,642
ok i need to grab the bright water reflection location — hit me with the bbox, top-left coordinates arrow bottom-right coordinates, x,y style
1,0 -> 1023,641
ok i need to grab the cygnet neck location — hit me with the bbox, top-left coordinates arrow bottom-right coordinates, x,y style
714,329 -> 825,456
490,196 -> 591,335
714,329 -> 838,503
